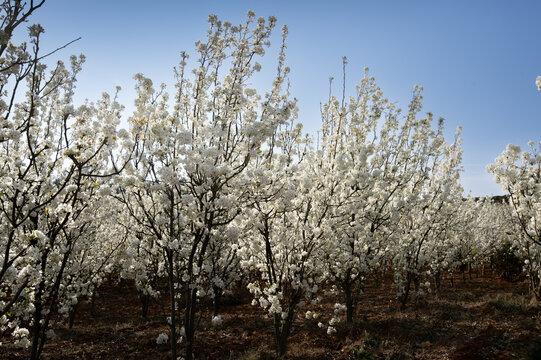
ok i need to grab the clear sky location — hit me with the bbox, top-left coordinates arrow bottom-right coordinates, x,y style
19,0 -> 541,196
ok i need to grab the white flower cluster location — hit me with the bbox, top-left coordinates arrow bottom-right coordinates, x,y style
156,332 -> 169,345
211,315 -> 223,327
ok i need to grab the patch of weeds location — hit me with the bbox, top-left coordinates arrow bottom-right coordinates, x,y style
489,295 -> 526,315
364,337 -> 380,349
349,347 -> 373,360
348,333 -> 379,360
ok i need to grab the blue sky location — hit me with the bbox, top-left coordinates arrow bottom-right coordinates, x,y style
21,0 -> 541,196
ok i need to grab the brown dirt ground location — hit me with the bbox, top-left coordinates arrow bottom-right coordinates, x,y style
1,269 -> 540,359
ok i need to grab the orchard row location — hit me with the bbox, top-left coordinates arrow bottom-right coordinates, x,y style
0,3 -> 539,359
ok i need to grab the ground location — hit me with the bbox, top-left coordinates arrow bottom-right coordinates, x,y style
1,269 -> 540,359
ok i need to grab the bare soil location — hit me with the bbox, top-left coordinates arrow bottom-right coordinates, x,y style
1,269 -> 540,359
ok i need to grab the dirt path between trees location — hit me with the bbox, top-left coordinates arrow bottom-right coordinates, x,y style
1,270 -> 539,359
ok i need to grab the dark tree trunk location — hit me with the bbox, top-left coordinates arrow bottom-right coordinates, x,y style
68,303 -> 78,329
413,277 -> 420,302
29,295 -> 43,360
400,274 -> 412,310
31,245 -> 71,360
344,280 -> 355,325
184,288 -> 198,360
166,250 -> 178,360
434,269 -> 441,294
528,269 -> 541,302
90,291 -> 97,317
274,308 -> 295,357
140,293 -> 150,318
213,286 -> 222,317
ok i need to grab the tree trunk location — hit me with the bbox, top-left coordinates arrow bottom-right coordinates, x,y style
434,269 -> 441,294
213,286 -> 222,317
529,270 -> 541,302
35,248 -> 71,359
184,287 -> 198,360
413,277 -> 420,303
274,309 -> 295,357
344,281 -> 355,325
166,251 -> 178,360
68,303 -> 78,329
90,291 -> 96,317
29,297 -> 43,360
400,274 -> 412,310
140,293 -> 150,318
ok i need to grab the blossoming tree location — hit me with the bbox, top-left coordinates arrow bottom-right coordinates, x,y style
114,13 -> 296,360
488,141 -> 541,301
388,90 -> 463,309
0,2 -> 133,358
